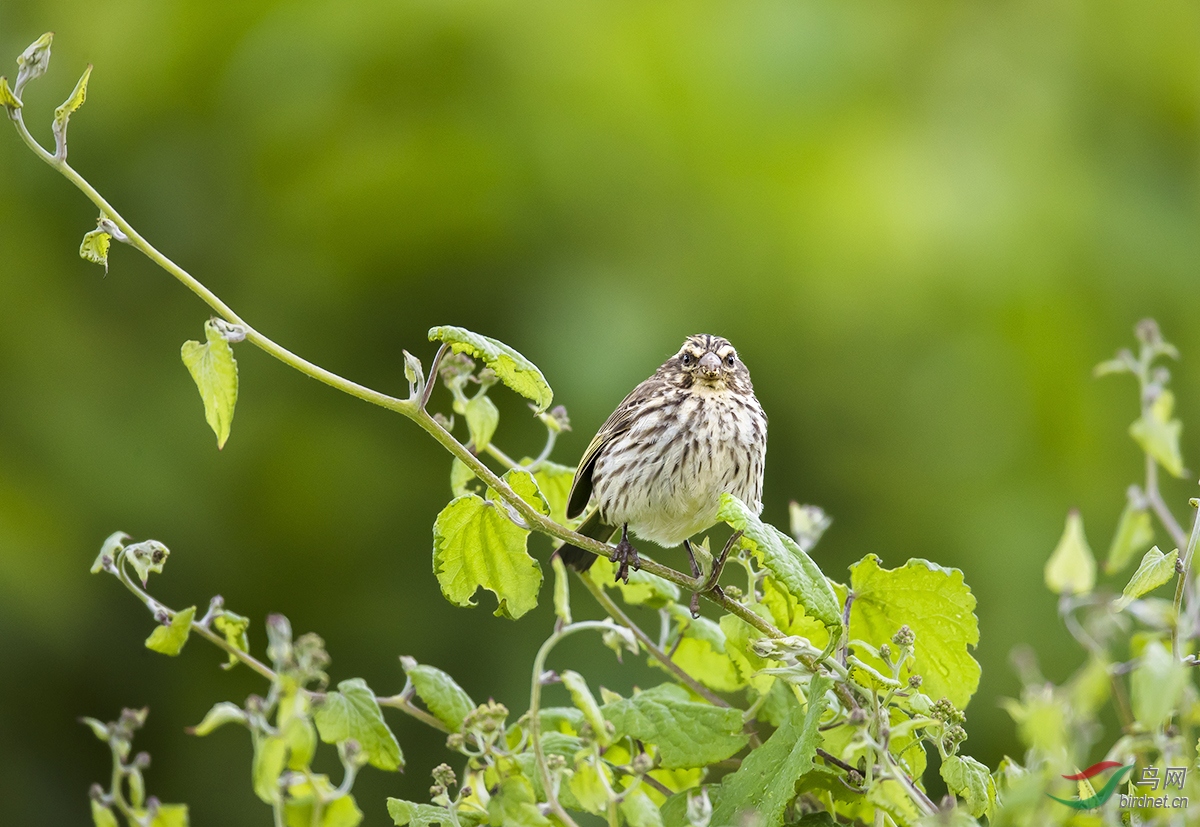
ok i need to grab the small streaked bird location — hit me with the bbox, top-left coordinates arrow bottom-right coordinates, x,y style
557,334 -> 767,582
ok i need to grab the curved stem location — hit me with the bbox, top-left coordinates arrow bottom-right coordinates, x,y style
1172,502 -> 1200,659
12,99 -> 795,652
580,574 -> 729,707
529,621 -> 615,827
1145,454 -> 1189,552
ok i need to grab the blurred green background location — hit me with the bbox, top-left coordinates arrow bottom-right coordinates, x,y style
3,0 -> 1200,823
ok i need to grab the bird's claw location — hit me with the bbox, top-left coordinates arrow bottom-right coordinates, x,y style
612,537 -> 641,584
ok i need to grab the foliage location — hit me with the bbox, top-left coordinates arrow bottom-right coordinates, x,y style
7,32 -> 1200,827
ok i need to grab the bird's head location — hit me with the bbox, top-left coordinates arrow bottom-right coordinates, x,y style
665,334 -> 751,392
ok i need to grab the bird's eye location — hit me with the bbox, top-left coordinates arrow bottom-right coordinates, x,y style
725,354 -> 735,367
681,353 -> 694,367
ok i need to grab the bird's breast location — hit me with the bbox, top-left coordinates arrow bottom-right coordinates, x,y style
591,389 -> 766,547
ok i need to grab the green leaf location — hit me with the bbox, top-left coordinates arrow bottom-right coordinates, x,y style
313,678 -> 403,771
761,575 -> 831,650
52,64 -> 92,157
1114,546 -> 1178,610
561,670 -> 611,747
15,33 -> 53,91
428,326 -> 553,412
91,530 -> 129,574
487,776 -> 551,827
720,606 -> 777,695
386,799 -> 456,827
568,756 -> 611,814
621,790 -> 664,827
432,471 -> 545,620
214,611 -> 250,669
1106,498 -> 1154,574
145,606 -> 195,656
400,658 -> 476,732
551,555 -> 572,624
591,557 -> 681,607
1130,390 -> 1185,478
709,674 -> 831,827
849,555 -> 980,709
186,701 -> 246,736
528,460 -> 575,525
181,319 -> 239,449
149,804 -> 189,827
0,76 -> 23,109
252,733 -> 288,802
1131,639 -> 1188,730
284,777 -> 363,827
717,494 -> 841,632
652,608 -> 743,693
940,755 -> 996,820
602,683 -> 747,769
125,539 -> 170,585
91,800 -> 119,827
1044,510 -> 1096,595
278,686 -> 317,770
79,228 -> 112,273
450,457 -> 480,497
464,394 -> 499,452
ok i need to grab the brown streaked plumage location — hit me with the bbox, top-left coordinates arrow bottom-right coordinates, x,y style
557,334 -> 767,582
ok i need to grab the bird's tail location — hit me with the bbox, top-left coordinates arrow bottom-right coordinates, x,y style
553,508 -> 615,572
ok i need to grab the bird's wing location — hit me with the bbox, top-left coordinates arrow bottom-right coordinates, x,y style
565,383 -> 653,519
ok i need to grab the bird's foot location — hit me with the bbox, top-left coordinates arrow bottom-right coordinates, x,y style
612,526 -> 641,584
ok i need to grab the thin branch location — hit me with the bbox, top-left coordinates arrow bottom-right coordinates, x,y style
1145,454 -> 1189,552
580,573 -> 730,708
1172,501 -> 1200,659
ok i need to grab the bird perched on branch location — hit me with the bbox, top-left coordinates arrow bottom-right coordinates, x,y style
556,334 -> 767,582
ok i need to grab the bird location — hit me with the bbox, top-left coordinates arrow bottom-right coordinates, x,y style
556,334 -> 767,585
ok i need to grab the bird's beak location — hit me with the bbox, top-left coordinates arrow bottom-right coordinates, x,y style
699,352 -> 721,375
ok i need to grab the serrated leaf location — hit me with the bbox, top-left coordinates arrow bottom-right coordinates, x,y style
464,394 -> 499,452
428,326 -> 553,412
720,605 -> 777,695
80,228 -> 111,273
433,470 -> 545,620
849,555 -> 980,709
181,320 -> 239,449
214,611 -> 250,669
145,606 -> 195,656
400,658 -> 476,732
708,673 -> 830,827
561,670 -> 610,746
602,683 -> 746,769
386,799 -> 457,827
91,800 -> 119,827
1130,390 -> 1185,478
1131,639 -> 1189,730
487,776 -> 551,827
0,77 -> 22,109
1114,546 -> 1178,610
761,575 -> 831,650
591,557 -> 680,607
149,804 -> 189,827
1044,510 -> 1095,595
313,678 -> 402,771
941,755 -> 996,819
1106,498 -> 1154,574
717,494 -> 841,632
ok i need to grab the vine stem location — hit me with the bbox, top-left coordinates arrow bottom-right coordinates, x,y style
108,555 -> 450,734
1171,501 -> 1200,659
579,573 -> 730,708
529,621 -> 616,827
